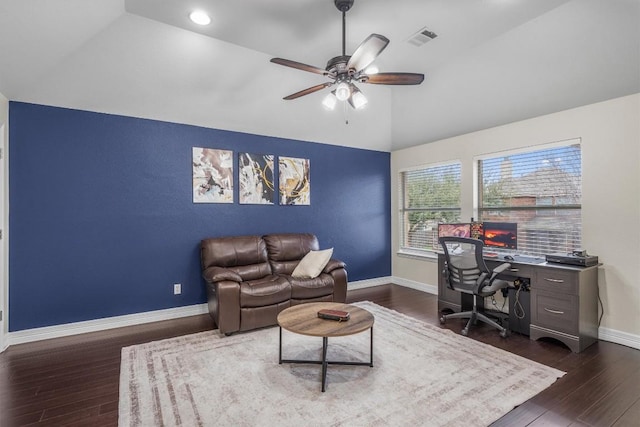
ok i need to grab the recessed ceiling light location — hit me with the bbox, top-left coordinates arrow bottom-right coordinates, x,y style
189,10 -> 211,26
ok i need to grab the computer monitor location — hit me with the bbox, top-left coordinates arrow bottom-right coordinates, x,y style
482,222 -> 517,250
437,223 -> 471,239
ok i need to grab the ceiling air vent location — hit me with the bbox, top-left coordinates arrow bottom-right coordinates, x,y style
407,27 -> 438,47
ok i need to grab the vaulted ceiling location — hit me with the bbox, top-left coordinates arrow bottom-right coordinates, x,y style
0,0 -> 638,152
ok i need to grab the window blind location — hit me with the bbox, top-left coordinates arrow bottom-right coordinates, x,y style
477,142 -> 582,256
400,162 -> 461,252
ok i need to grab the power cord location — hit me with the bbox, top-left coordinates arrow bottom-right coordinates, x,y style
512,285 -> 526,320
490,295 -> 508,314
597,285 -> 604,327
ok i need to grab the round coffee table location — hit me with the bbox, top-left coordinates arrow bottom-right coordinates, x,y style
277,302 -> 374,392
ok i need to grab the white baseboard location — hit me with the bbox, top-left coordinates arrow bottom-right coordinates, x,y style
6,303 -> 208,347
390,276 -> 438,295
348,276 -> 394,290
598,326 -> 640,350
5,278 -> 639,352
349,276 -> 438,295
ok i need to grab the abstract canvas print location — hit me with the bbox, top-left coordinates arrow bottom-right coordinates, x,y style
239,153 -> 275,204
192,147 -> 233,203
279,156 -> 310,205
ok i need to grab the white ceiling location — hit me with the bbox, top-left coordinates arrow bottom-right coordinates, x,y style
0,0 -> 638,152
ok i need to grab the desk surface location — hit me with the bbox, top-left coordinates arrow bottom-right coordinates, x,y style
437,251 -> 600,271
484,256 -> 600,272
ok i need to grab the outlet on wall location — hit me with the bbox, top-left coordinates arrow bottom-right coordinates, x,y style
173,283 -> 182,295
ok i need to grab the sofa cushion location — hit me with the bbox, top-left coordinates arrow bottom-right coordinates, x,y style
201,235 -> 272,281
263,233 -> 319,275
292,248 -> 334,279
289,274 -> 334,300
240,275 -> 291,308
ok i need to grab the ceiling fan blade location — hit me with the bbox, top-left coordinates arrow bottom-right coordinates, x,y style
363,72 -> 425,85
283,82 -> 333,100
347,34 -> 389,72
270,58 -> 328,76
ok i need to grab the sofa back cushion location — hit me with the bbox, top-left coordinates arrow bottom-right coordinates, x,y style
263,233 -> 320,275
201,235 -> 272,281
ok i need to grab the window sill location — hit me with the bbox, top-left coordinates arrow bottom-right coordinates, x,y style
397,248 -> 439,261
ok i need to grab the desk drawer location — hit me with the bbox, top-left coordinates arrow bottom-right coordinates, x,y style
534,268 -> 578,295
485,261 -> 534,280
531,290 -> 578,335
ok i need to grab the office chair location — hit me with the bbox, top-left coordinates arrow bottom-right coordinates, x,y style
439,236 -> 512,338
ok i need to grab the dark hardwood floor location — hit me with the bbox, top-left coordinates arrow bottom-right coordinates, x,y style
1,284 -> 638,426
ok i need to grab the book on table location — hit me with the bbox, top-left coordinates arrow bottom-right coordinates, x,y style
317,309 -> 350,321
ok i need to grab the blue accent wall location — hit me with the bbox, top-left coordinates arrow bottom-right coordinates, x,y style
8,102 -> 391,331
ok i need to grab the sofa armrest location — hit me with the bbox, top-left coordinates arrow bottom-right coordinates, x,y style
203,266 -> 242,283
208,280 -> 241,334
328,267 -> 348,303
323,258 -> 346,274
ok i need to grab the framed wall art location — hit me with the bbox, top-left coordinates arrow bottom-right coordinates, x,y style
239,153 -> 275,204
279,156 -> 310,205
192,147 -> 233,203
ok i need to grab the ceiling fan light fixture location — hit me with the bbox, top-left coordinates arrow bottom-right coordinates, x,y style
322,93 -> 338,110
189,10 -> 211,26
351,90 -> 368,109
335,82 -> 351,101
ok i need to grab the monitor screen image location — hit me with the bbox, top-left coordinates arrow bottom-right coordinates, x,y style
482,222 -> 517,250
471,222 -> 484,240
437,223 -> 471,238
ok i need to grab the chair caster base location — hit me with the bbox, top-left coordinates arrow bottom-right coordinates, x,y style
499,330 -> 509,338
439,316 -> 446,324
461,329 -> 468,336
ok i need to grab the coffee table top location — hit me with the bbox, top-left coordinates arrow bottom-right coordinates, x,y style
277,302 -> 374,338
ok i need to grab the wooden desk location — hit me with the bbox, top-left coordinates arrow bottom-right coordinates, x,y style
437,254 -> 600,353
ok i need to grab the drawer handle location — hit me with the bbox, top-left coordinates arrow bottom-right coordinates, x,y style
544,308 -> 565,315
544,277 -> 565,283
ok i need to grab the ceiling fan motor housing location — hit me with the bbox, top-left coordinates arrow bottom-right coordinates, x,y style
326,55 -> 351,76
334,0 -> 354,12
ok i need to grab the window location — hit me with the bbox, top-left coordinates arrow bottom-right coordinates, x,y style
399,162 -> 461,253
476,140 -> 581,256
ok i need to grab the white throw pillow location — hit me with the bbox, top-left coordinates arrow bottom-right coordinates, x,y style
291,248 -> 334,279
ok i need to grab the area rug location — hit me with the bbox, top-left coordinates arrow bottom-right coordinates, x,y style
118,301 -> 564,426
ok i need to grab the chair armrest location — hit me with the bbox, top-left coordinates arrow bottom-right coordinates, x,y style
203,266 -> 242,283
487,262 -> 511,284
492,262 -> 512,274
323,258 -> 346,274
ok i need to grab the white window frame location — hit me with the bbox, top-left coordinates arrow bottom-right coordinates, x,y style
473,138 -> 582,256
398,160 -> 462,257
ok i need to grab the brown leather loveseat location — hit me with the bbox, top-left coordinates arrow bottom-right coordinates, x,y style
200,233 -> 347,334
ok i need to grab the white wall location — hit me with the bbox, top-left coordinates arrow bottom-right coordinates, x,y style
391,94 -> 640,340
0,92 -> 7,352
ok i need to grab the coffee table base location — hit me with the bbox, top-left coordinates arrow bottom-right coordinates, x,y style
278,326 -> 374,392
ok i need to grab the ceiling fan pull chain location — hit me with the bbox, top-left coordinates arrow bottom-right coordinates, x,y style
344,100 -> 349,125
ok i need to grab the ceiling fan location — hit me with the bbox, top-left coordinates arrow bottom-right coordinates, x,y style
270,0 -> 424,110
